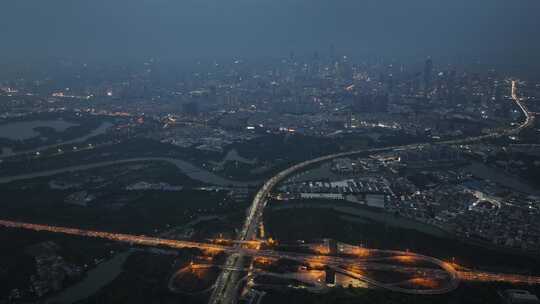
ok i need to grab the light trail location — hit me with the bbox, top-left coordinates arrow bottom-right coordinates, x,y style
458,271 -> 540,285
0,219 -> 231,251
2,219 -> 540,295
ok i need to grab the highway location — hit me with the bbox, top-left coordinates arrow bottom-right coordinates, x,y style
209,80 -> 535,304
2,219 -> 540,296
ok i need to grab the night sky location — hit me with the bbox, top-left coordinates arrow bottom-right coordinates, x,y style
1,0 -> 539,67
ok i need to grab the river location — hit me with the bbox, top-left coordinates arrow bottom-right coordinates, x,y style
46,251 -> 130,304
0,122 -> 113,158
0,157 -> 259,187
0,120 -> 79,141
465,161 -> 540,195
271,202 -> 448,238
211,149 -> 257,166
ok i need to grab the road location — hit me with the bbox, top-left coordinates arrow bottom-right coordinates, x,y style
209,80 -> 535,304
4,219 -> 540,295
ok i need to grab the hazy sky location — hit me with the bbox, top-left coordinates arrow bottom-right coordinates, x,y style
1,0 -> 540,66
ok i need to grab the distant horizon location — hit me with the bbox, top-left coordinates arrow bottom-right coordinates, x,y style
1,52 -> 539,81
1,0 -> 540,77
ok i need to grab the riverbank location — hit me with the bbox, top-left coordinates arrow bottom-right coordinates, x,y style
0,122 -> 113,158
267,200 -> 540,266
46,251 -> 131,304
0,157 -> 260,187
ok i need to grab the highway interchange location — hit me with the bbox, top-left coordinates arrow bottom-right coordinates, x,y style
2,219 -> 540,296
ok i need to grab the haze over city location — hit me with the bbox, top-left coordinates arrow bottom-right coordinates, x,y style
1,1 -> 540,304
2,0 -> 540,69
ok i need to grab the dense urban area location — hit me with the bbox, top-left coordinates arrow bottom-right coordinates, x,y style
1,53 -> 540,304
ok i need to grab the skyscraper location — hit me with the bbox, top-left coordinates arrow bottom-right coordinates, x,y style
424,57 -> 433,94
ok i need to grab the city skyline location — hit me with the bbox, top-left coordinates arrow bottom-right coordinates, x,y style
1,0 -> 540,71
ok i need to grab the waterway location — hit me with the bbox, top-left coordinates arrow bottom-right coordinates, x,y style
465,161 -> 540,195
46,251 -> 130,304
285,162 -> 343,183
0,157 -> 259,187
0,122 -> 113,158
0,120 -> 79,141
271,202 -> 448,238
211,149 -> 257,166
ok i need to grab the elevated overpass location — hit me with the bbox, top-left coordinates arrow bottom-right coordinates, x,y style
2,219 -> 540,297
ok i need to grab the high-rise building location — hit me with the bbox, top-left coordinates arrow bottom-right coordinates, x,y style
448,69 -> 457,104
424,57 -> 433,93
311,51 -> 320,76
